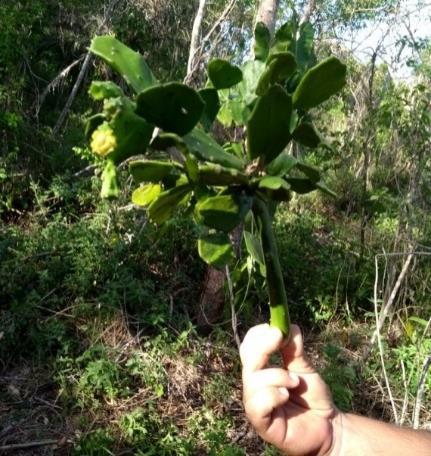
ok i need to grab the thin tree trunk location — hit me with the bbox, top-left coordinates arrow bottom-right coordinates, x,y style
300,0 -> 317,24
53,0 -> 120,134
255,0 -> 280,37
186,0 -> 207,82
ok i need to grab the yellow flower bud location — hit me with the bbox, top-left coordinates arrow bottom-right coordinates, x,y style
90,124 -> 117,157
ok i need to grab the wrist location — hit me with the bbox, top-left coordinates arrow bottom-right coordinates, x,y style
325,410 -> 345,456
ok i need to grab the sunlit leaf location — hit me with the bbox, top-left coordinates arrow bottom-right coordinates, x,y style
247,85 -> 292,163
293,57 -> 347,110
148,184 -> 192,224
198,232 -> 234,269
90,36 -> 156,93
183,128 -> 244,170
132,183 -> 162,206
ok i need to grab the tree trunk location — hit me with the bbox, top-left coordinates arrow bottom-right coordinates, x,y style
255,0 -> 280,37
196,0 -> 280,331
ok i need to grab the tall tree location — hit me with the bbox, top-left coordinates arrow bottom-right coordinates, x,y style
256,0 -> 280,36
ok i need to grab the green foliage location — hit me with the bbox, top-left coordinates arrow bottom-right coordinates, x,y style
90,35 -> 157,93
321,343 -> 357,411
208,59 -> 243,89
83,21 -> 346,334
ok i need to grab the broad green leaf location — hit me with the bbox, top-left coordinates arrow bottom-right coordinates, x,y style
148,184 -> 192,224
208,59 -> 243,89
296,162 -> 320,182
132,183 -> 162,206
237,60 -> 266,105
292,123 -> 321,148
296,22 -> 316,71
272,20 -> 297,55
198,232 -> 234,269
257,176 -> 291,190
256,52 -> 297,95
199,88 -> 220,131
197,163 -> 248,186
137,82 -> 205,136
285,177 -> 316,194
90,36 -> 156,93
293,57 -> 347,110
183,128 -> 244,170
89,81 -> 124,100
195,194 -> 252,232
247,85 -> 292,163
254,22 -> 271,61
243,230 -> 266,275
185,155 -> 199,182
100,160 -> 119,199
266,151 -> 297,176
129,160 -> 182,183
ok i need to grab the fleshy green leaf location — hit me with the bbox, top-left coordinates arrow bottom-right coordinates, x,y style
198,232 -> 234,269
257,176 -> 291,190
244,230 -> 266,275
247,85 -> 292,163
129,160 -> 182,183
285,177 -> 316,194
296,22 -> 316,71
272,20 -> 297,55
89,81 -> 124,100
266,152 -> 297,176
208,59 -> 243,89
292,123 -> 321,148
293,57 -> 347,110
199,88 -> 220,131
137,82 -> 205,136
148,184 -> 192,224
90,36 -> 156,93
254,22 -> 271,61
296,162 -> 320,182
256,52 -> 297,95
183,128 -> 244,170
132,183 -> 162,206
100,160 -> 120,200
195,194 -> 252,232
237,60 -> 266,106
197,163 -> 248,186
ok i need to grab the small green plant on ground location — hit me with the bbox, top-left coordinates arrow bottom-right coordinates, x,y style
85,16 -> 346,338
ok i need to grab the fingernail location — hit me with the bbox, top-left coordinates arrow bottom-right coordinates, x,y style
278,387 -> 289,397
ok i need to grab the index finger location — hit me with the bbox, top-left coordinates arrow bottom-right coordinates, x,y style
240,324 -> 284,373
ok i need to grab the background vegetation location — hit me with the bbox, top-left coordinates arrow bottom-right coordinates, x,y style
1,0 -> 431,454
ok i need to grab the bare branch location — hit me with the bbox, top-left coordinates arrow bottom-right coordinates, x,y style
187,0 -> 207,78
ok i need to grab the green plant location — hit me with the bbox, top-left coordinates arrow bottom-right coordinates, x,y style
321,343 -> 357,411
85,18 -> 346,337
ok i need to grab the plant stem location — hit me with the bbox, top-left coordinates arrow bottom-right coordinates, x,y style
252,197 -> 290,338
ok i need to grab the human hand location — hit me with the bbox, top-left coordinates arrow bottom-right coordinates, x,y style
240,324 -> 339,456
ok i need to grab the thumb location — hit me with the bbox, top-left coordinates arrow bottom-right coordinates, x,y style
282,324 -> 316,374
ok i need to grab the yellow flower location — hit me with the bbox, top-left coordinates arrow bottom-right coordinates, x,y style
90,124 -> 117,157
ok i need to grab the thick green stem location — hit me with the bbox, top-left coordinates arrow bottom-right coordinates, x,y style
252,197 -> 290,338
